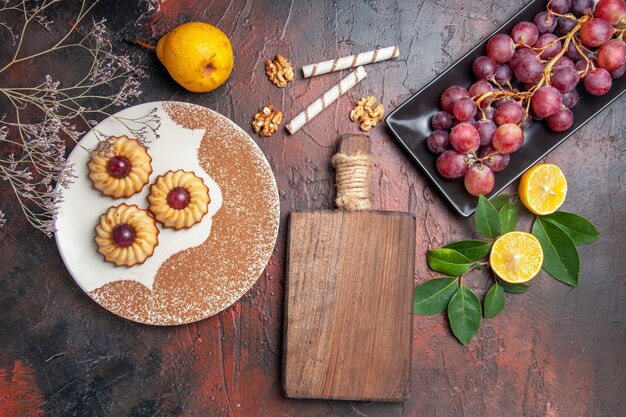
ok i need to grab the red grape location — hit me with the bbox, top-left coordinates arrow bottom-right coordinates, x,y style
511,47 -> 538,69
493,97 -> 509,108
564,41 -> 584,61
469,81 -> 494,108
475,119 -> 497,146
553,56 -> 575,71
547,108 -> 574,132
453,98 -> 478,121
492,123 -> 524,154
441,86 -> 470,113
550,0 -> 572,14
464,164 -> 495,196
436,150 -> 469,179
478,106 -> 497,121
534,12 -> 557,34
611,63 -> 626,79
514,55 -> 544,83
579,18 -> 614,48
520,115 -> 533,130
570,0 -> 594,17
473,56 -> 498,81
561,89 -> 580,108
487,34 -> 516,64
597,39 -> 626,72
494,64 -> 513,84
583,68 -> 612,95
551,67 -> 580,92
450,122 -> 480,153
427,130 -> 450,154
495,100 -> 524,125
480,146 -> 510,172
532,86 -> 563,117
511,21 -> 539,46
431,111 -> 453,130
594,0 -> 626,25
574,58 -> 595,72
556,15 -> 578,36
535,34 -> 562,59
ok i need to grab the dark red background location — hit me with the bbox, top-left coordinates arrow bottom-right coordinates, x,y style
1,0 -> 625,416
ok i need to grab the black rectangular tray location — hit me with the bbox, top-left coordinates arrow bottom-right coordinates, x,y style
385,0 -> 626,217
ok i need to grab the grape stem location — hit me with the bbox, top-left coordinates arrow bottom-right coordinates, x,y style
467,151 -> 499,166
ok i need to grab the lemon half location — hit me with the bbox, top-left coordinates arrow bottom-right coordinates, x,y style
490,231 -> 544,284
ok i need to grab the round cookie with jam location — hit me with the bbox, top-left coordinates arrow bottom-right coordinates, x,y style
148,170 -> 210,230
95,204 -> 160,267
88,135 -> 153,198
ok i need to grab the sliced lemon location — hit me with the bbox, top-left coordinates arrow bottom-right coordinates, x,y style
490,231 -> 543,284
519,163 -> 567,215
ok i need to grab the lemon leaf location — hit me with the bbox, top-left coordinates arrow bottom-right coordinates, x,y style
532,217 -> 580,287
483,283 -> 505,318
475,195 -> 501,238
414,278 -> 458,315
448,285 -> 482,345
443,240 -> 492,261
499,281 -> 530,293
499,200 -> 521,234
427,249 -> 473,277
541,211 -> 600,245
489,193 -> 511,209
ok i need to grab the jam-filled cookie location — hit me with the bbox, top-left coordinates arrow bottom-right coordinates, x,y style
147,170 -> 210,230
88,136 -> 153,198
95,204 -> 159,267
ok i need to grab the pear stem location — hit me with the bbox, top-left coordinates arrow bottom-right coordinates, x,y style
126,38 -> 156,51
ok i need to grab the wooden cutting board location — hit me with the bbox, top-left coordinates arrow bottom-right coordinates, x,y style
282,134 -> 415,402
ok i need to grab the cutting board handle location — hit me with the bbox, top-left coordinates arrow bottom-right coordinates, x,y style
331,134 -> 372,211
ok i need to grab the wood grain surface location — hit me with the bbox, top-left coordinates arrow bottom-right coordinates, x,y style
284,210 -> 415,401
0,0 -> 625,416
283,135 -> 415,402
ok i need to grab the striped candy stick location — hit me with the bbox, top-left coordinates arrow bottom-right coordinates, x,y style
286,66 -> 368,134
302,46 -> 399,78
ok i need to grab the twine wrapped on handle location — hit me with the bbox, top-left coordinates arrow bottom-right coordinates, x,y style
331,151 -> 372,211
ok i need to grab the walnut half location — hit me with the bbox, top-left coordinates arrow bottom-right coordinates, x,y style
266,54 -> 295,88
252,105 -> 283,137
350,96 -> 385,132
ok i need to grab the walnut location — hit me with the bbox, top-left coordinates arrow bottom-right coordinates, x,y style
350,96 -> 385,132
266,54 -> 295,88
252,105 -> 283,137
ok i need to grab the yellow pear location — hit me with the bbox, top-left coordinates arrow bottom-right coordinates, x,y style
153,22 -> 234,93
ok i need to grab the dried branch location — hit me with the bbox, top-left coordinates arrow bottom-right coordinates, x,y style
0,0 -> 157,236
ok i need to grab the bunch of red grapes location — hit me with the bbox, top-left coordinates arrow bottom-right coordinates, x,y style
428,0 -> 626,196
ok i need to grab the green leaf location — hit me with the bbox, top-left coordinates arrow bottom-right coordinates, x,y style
532,217 -> 580,287
413,278 -> 458,315
444,240 -> 492,261
498,200 -> 521,234
542,211 -> 600,245
489,193 -> 511,209
474,195 -> 501,238
447,285 -> 482,345
499,281 -> 530,293
483,283 -> 505,318
427,248 -> 473,277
